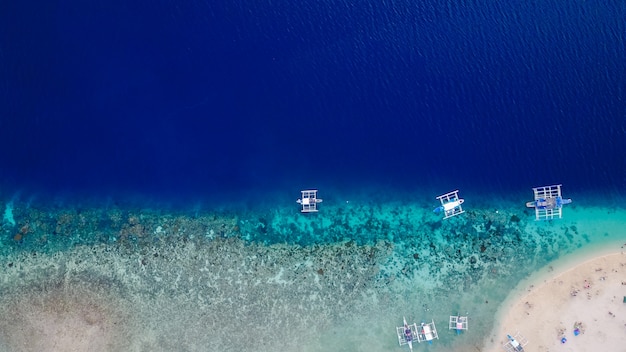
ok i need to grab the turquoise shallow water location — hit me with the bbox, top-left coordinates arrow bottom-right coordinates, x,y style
0,189 -> 623,351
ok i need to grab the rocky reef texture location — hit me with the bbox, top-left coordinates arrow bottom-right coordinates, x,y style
0,235 -> 392,352
0,198 -> 622,351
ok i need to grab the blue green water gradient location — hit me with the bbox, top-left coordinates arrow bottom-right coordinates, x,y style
0,190 -> 623,351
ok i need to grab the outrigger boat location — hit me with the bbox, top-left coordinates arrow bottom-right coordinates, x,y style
449,314 -> 468,335
525,184 -> 572,220
503,332 -> 528,351
434,190 -> 465,219
296,189 -> 323,213
396,317 -> 418,351
417,320 -> 439,344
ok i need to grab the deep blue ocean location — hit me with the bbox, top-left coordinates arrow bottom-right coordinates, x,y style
1,0 -> 625,206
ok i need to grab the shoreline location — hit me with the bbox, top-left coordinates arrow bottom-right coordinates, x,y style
485,246 -> 626,352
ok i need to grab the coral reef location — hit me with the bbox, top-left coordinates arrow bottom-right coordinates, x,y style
0,196 -> 620,351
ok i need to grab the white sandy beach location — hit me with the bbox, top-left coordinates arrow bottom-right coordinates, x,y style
487,249 -> 626,352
